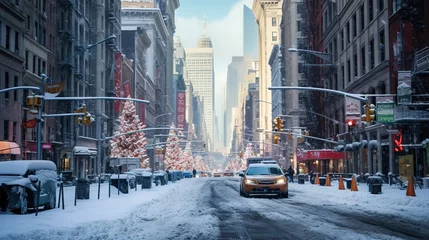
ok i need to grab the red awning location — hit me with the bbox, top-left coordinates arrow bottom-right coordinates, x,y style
297,149 -> 344,162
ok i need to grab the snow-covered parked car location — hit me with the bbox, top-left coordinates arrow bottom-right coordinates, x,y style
0,160 -> 57,214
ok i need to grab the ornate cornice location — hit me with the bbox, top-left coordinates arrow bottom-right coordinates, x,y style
121,8 -> 170,41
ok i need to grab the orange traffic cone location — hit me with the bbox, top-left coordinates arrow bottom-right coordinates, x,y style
315,174 -> 320,185
338,175 -> 345,190
326,174 -> 331,186
350,175 -> 358,191
406,177 -> 416,197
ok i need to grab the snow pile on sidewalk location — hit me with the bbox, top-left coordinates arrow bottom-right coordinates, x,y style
0,179 -> 219,240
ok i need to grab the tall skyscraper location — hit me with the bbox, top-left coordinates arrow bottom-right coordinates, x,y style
253,0 -> 283,156
243,5 -> 259,60
224,56 -> 253,148
185,17 -> 215,151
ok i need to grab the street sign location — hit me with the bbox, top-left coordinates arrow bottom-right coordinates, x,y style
376,102 -> 395,124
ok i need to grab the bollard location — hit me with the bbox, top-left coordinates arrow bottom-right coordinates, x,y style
98,175 -> 101,200
58,181 -> 62,209
61,182 -> 65,209
108,176 -> 111,198
35,181 -> 41,216
74,181 -> 77,206
118,174 -> 120,196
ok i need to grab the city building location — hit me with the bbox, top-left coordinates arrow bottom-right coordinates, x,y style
185,17 -> 214,151
225,56 -> 253,148
0,0 -> 25,161
252,0 -> 283,157
243,4 -> 259,60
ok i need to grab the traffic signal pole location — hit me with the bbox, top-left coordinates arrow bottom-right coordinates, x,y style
36,74 -> 46,160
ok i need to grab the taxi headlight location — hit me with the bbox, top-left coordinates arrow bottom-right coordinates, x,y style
245,179 -> 257,184
276,178 -> 286,184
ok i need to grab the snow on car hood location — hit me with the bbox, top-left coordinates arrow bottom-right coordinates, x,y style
1,178 -> 37,191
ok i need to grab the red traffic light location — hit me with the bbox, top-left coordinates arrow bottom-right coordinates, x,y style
347,120 -> 356,127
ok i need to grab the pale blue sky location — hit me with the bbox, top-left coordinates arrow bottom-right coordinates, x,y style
175,0 -> 253,135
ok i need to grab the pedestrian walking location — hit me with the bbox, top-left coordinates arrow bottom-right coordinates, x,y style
288,166 -> 295,183
192,169 -> 197,178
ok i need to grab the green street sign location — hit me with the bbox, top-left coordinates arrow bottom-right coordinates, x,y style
376,102 -> 395,124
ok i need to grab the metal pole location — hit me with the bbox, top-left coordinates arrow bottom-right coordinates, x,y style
359,126 -> 364,175
389,132 -> 394,174
377,127 -> 382,174
36,74 -> 46,160
367,131 -> 372,175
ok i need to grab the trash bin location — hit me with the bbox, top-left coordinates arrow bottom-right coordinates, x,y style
345,178 -> 352,189
76,178 -> 90,199
310,173 -> 320,184
319,177 -> 326,186
298,174 -> 306,184
141,173 -> 152,189
110,174 -> 129,194
368,176 -> 382,194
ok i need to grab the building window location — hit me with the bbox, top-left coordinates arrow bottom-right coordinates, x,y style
272,32 -> 277,41
5,72 -> 9,100
340,30 -> 344,51
272,17 -> 277,26
341,65 -> 345,88
368,0 -> 374,22
3,120 -> 9,140
297,20 -> 301,32
27,15 -> 30,30
361,45 -> 366,75
37,58 -> 41,76
379,28 -> 385,62
392,0 -> 402,13
347,59 -> 351,82
13,122 -> 17,142
333,38 -> 337,58
354,52 -> 358,78
15,31 -> 19,52
378,0 -> 384,12
33,55 -> 36,73
370,38 -> 375,69
25,50 -> 29,70
6,25 -> 11,50
14,76 -> 18,101
360,5 -> 365,32
352,14 -> 357,38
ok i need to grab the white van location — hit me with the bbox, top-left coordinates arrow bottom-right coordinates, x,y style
0,160 -> 57,214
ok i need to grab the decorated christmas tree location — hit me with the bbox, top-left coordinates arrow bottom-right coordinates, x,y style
110,97 -> 149,168
195,155 -> 209,172
179,142 -> 194,170
164,123 -> 182,170
241,143 -> 255,169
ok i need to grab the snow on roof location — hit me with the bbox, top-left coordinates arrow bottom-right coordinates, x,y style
0,160 -> 56,176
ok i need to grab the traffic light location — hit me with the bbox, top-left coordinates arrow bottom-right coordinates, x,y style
279,119 -> 285,132
273,135 -> 279,144
362,101 -> 376,123
26,94 -> 42,114
346,119 -> 356,127
304,130 -> 309,136
273,117 -> 279,131
238,151 -> 243,158
82,112 -> 95,125
287,131 -> 293,140
74,104 -> 88,125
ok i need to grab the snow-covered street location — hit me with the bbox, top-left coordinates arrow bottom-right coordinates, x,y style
1,177 -> 429,240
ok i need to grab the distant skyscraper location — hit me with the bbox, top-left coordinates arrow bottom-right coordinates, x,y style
224,56 -> 253,148
185,16 -> 215,151
243,5 -> 259,60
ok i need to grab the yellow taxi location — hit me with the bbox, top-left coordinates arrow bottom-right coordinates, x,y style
239,163 -> 288,198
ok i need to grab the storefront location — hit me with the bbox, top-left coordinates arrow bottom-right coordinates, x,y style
0,141 -> 21,161
73,146 -> 97,178
296,149 -> 345,175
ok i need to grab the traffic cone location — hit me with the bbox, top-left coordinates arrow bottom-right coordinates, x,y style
406,177 -> 416,197
315,174 -> 320,185
326,174 -> 331,186
338,175 -> 345,190
350,175 -> 358,191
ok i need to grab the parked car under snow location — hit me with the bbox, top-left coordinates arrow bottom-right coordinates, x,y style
0,160 -> 57,214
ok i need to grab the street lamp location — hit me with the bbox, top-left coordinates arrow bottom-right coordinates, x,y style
288,48 -> 334,64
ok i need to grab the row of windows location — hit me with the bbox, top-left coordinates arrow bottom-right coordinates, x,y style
324,0 -> 386,34
0,22 -> 21,54
1,71 -> 20,102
